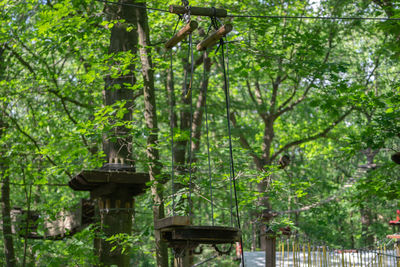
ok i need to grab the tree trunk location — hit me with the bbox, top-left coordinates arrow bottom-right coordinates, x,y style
191,52 -> 211,156
135,3 -> 169,267
1,168 -> 16,267
0,131 -> 16,267
0,45 -> 16,267
359,148 -> 379,247
95,1 -> 139,265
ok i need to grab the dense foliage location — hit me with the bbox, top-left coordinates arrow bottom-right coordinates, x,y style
0,0 -> 399,266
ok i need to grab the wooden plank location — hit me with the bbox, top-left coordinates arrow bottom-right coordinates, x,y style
165,21 -> 198,49
196,24 -> 233,51
169,5 -> 227,18
155,216 -> 190,230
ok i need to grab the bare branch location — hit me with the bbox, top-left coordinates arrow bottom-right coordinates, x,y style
270,72 -> 288,114
46,89 -> 95,109
276,195 -> 339,215
274,78 -> 315,118
5,44 -> 37,79
230,112 -> 262,162
271,108 -> 353,161
246,80 -> 267,122
274,27 -> 335,119
276,84 -> 298,114
3,111 -> 72,178
246,80 -> 258,105
254,79 -> 265,107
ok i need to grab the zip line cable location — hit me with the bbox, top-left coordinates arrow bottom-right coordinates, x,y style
95,0 -> 169,12
227,14 -> 400,21
94,0 -> 400,21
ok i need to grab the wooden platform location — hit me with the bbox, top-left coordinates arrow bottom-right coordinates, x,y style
157,216 -> 241,248
161,225 -> 241,244
69,170 -> 149,197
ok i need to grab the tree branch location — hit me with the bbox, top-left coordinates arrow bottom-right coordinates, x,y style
275,195 -> 339,215
5,44 -> 37,79
3,111 -> 72,178
230,112 -> 262,162
46,89 -> 95,109
271,108 -> 353,161
274,27 -> 335,119
246,80 -> 267,122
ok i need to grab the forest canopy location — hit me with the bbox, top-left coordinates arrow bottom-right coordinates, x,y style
0,0 -> 399,266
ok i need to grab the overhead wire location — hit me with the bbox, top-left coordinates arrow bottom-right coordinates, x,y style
93,0 -> 400,21
94,0 -> 169,12
227,14 -> 400,21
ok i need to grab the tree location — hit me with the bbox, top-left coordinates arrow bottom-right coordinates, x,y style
136,2 -> 169,266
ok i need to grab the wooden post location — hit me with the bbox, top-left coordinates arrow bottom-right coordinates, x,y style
94,189 -> 134,266
165,21 -> 198,49
196,24 -> 233,51
265,235 -> 276,267
169,5 -> 227,17
96,0 -> 139,265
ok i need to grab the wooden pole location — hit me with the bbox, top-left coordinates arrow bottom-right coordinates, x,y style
94,190 -> 134,267
196,24 -> 233,51
169,5 -> 227,17
165,21 -> 198,49
265,235 -> 276,267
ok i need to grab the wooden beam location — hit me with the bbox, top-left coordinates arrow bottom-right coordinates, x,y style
154,216 -> 190,230
169,5 -> 227,18
196,24 -> 233,51
165,21 -> 198,49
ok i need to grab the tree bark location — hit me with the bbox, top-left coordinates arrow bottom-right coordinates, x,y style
135,3 -> 169,267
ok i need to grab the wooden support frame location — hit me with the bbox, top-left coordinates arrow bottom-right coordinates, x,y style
196,24 -> 233,51
165,21 -> 198,49
169,5 -> 227,18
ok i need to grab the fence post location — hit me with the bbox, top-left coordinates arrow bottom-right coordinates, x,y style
265,234 -> 276,267
396,240 -> 400,267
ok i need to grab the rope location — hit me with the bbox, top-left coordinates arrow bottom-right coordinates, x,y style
169,15 -> 182,216
220,37 -> 245,266
187,31 -> 194,219
225,37 -> 234,228
203,52 -> 214,226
